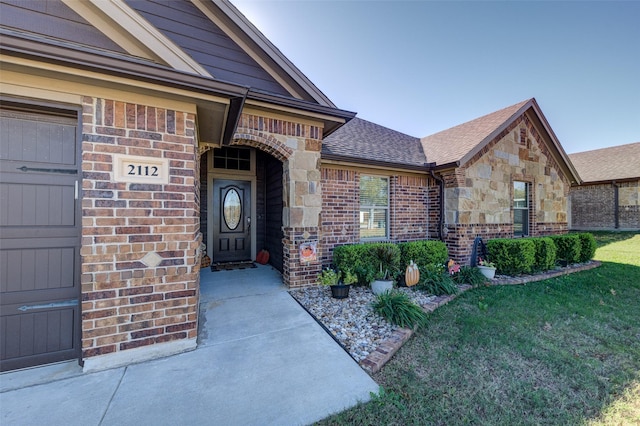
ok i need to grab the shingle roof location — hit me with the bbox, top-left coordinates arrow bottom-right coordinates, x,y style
420,99 -> 531,166
569,142 -> 640,183
322,117 -> 426,168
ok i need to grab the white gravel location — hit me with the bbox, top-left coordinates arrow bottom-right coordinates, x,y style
290,285 -> 436,362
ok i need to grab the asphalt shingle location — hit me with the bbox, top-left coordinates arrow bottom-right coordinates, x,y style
569,142 -> 640,183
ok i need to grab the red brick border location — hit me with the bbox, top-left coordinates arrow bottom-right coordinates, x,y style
359,261 -> 601,373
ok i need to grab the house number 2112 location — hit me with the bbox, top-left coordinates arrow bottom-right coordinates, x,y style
128,164 -> 159,177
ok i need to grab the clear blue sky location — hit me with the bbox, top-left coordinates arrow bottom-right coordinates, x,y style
231,0 -> 639,154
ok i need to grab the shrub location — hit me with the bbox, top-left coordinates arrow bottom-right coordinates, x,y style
550,234 -> 581,264
417,264 -> 458,295
530,237 -> 557,272
333,242 -> 401,284
486,238 -> 536,276
372,291 -> 428,329
453,266 -> 488,286
399,240 -> 448,269
576,232 -> 597,263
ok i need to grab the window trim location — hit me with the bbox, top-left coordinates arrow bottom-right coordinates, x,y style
359,174 -> 390,241
513,180 -> 529,237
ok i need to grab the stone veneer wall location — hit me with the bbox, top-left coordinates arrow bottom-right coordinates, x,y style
442,115 -> 570,264
80,97 -> 200,363
233,113 -> 323,287
320,167 -> 431,269
570,180 -> 639,230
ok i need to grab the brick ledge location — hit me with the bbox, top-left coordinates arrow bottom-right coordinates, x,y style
360,261 -> 601,374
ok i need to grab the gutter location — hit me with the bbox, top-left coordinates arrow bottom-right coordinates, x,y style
430,170 -> 445,241
321,153 -> 429,173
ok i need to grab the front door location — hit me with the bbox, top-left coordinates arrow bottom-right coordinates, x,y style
212,180 -> 251,262
0,106 -> 81,371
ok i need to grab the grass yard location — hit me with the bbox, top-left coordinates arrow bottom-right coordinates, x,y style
319,232 -> 640,425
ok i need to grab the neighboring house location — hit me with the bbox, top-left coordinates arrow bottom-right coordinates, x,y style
0,0 -> 582,374
569,142 -> 640,230
0,0 -> 353,372
322,98 -> 581,265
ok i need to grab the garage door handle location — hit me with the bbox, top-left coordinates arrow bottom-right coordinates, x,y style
17,166 -> 77,175
17,299 -> 78,312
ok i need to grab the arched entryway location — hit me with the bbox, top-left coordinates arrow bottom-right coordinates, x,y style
199,146 -> 284,272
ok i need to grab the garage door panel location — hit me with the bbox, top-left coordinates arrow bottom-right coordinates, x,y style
0,112 -> 77,166
1,308 -> 77,362
1,247 -> 77,293
0,182 -> 75,227
1,106 -> 80,371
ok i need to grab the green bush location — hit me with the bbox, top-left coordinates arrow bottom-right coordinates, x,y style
486,238 -> 536,276
576,232 -> 597,263
372,291 -> 428,329
453,266 -> 488,286
417,264 -> 458,295
333,242 -> 401,284
398,240 -> 448,269
530,237 -> 557,272
550,234 -> 581,264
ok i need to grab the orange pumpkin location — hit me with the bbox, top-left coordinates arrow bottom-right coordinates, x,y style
405,260 -> 420,287
256,249 -> 270,265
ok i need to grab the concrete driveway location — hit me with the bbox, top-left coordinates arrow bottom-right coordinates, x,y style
1,264 -> 378,425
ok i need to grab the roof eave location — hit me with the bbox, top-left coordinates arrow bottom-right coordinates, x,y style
322,153 -> 430,172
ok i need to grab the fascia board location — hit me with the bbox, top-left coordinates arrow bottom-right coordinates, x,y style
74,0 -> 212,77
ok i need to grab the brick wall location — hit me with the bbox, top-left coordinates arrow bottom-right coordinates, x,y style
320,166 -> 432,268
80,97 -> 200,361
570,180 -> 639,230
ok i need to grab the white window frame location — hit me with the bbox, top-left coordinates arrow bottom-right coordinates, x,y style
513,181 -> 529,237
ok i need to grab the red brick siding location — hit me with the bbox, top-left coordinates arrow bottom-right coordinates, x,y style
320,166 -> 433,268
81,97 -> 200,359
570,181 -> 640,230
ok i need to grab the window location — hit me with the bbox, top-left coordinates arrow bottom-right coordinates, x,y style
513,181 -> 529,236
360,175 -> 388,239
213,147 -> 251,171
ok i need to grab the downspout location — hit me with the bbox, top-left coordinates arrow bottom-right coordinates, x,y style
430,170 -> 445,241
613,181 -> 619,229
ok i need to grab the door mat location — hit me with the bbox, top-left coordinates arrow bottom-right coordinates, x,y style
210,261 -> 257,272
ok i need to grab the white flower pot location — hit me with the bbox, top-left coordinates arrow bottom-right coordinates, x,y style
371,279 -> 393,295
478,266 -> 496,279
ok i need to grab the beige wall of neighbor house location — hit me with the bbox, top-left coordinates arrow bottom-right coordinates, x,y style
440,115 -> 571,263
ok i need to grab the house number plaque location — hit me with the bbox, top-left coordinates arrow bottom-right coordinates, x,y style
113,154 -> 169,184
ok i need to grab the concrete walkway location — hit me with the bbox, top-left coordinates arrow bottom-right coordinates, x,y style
0,265 -> 378,425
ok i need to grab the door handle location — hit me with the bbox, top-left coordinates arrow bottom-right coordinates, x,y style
246,217 -> 251,233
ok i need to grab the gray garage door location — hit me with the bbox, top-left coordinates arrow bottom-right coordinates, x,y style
0,105 -> 81,371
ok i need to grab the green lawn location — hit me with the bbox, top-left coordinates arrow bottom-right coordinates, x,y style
319,232 -> 640,425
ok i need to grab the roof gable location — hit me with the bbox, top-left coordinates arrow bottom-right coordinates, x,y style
569,142 -> 640,183
421,98 -> 580,184
322,117 -> 426,169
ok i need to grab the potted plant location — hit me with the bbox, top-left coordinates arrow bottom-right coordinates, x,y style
317,268 -> 353,299
477,258 -> 497,279
371,245 -> 397,295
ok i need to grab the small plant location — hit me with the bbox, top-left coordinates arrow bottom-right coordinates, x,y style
341,268 -> 358,285
372,291 -> 428,329
478,258 -> 496,268
317,268 -> 340,286
417,264 -> 458,296
374,245 -> 398,281
453,265 -> 489,286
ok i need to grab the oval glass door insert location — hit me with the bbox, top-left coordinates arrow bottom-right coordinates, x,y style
223,188 -> 242,230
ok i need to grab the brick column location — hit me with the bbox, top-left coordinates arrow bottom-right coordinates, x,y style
80,97 -> 200,370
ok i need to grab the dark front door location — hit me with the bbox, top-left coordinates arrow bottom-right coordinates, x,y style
0,106 -> 81,371
212,180 -> 251,262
